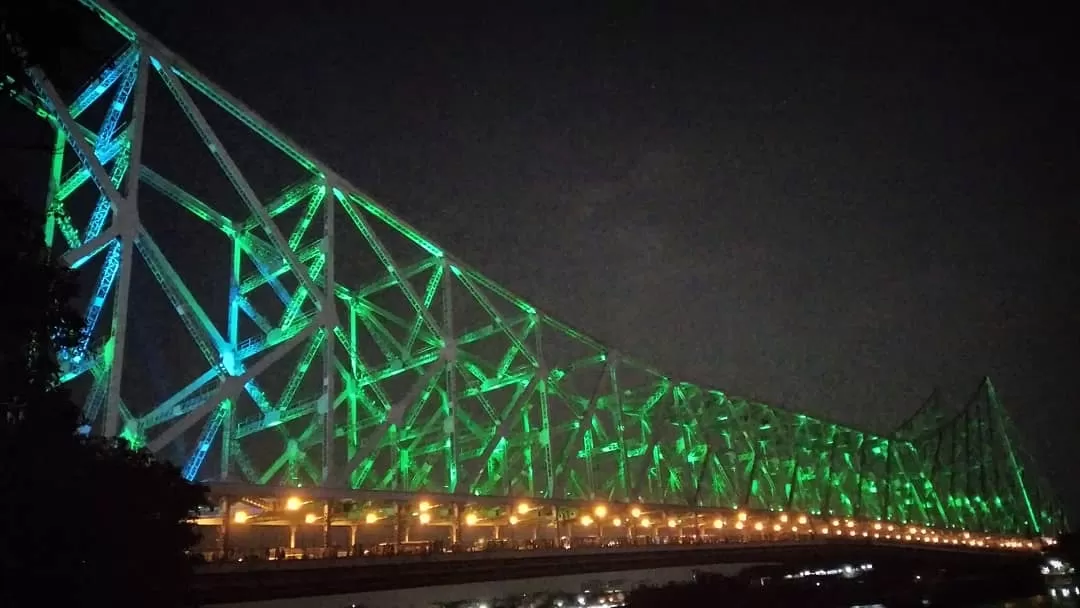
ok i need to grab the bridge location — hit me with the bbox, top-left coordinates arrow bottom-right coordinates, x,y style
6,0 -> 1069,602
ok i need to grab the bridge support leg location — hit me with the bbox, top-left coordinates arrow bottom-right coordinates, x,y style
289,525 -> 297,549
394,502 -> 408,549
219,496 -> 232,560
349,525 -> 358,555
322,501 -> 332,553
493,524 -> 500,540
552,505 -> 560,543
451,503 -> 462,545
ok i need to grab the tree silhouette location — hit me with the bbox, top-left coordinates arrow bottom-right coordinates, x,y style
1,1 -> 89,99
4,9 -> 212,606
0,178 -> 209,606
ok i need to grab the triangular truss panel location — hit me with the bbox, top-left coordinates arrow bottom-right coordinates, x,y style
8,0 -> 1066,536
899,378 -> 1066,536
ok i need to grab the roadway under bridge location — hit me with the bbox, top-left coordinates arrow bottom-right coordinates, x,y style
192,539 -> 1044,606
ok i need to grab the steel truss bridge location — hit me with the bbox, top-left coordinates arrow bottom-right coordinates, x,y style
8,0 -> 1067,550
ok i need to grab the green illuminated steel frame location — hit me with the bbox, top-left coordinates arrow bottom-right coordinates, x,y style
11,0 -> 1066,537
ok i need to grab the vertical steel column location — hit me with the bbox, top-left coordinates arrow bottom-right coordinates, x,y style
105,48 -> 148,437
321,183 -> 336,483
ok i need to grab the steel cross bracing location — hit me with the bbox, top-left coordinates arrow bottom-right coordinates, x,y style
9,0 -> 1066,538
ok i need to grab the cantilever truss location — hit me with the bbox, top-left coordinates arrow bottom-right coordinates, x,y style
8,0 -> 1065,537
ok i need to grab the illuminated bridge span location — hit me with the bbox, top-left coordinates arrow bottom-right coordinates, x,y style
12,0 -> 1066,556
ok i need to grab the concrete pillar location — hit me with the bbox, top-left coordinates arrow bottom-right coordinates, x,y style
552,505 -> 560,542
493,524 -> 501,540
289,525 -> 297,549
349,525 -> 358,550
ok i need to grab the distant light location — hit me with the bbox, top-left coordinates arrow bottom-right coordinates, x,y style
517,502 -> 530,515
713,519 -> 724,529
365,512 -> 377,524
667,519 -> 677,528
509,515 -> 519,526
285,497 -> 303,511
465,513 -> 479,526
419,512 -> 431,525
580,515 -> 594,527
233,510 -> 249,524
631,507 -> 642,518
304,513 -> 317,524
612,518 -> 622,527
594,505 -> 608,519
418,501 -> 432,512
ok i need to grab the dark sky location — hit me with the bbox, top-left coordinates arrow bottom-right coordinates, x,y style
9,3 -> 1079,517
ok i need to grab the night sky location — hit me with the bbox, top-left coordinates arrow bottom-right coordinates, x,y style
6,3 -> 1078,519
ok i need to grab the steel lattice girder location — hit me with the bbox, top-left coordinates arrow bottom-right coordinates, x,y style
11,0 -> 1066,538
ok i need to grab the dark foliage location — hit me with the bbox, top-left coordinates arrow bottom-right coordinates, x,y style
0,188 -> 211,607
1,1 -> 90,98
